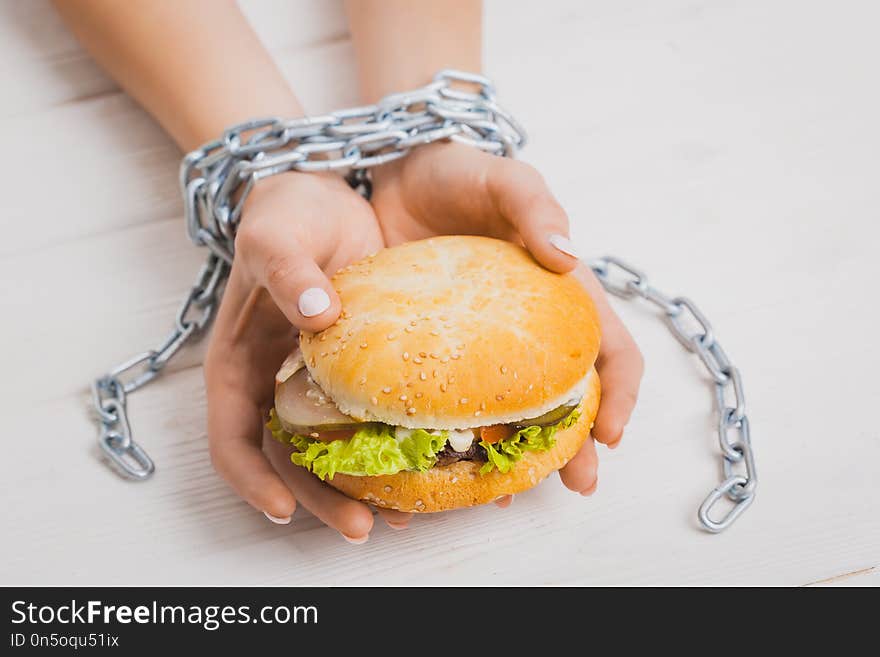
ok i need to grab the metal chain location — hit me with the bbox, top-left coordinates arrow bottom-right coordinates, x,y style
89,70 -> 524,480
589,257 -> 757,532
89,69 -> 755,533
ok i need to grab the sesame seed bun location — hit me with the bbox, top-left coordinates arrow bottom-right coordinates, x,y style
325,366 -> 600,512
300,235 -> 601,429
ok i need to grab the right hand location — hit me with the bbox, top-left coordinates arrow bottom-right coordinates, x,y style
203,171 -> 411,542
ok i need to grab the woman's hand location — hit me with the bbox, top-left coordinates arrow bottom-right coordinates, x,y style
370,142 -> 644,497
204,172 -> 411,541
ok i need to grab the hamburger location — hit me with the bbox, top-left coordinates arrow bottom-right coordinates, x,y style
268,235 -> 601,512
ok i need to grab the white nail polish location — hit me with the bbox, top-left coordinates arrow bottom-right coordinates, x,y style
342,533 -> 369,544
298,287 -> 331,318
548,234 -> 580,258
386,522 -> 409,531
264,511 -> 292,525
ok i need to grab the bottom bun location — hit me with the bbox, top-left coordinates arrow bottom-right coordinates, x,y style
326,366 -> 601,512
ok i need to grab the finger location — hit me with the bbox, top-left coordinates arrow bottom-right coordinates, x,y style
573,264 -> 645,447
495,494 -> 514,508
487,157 -> 578,274
264,437 -> 375,542
559,437 -> 599,495
593,325 -> 643,447
376,507 -> 414,530
206,377 -> 298,521
236,226 -> 342,333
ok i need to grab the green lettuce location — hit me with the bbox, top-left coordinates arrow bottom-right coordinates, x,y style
479,409 -> 581,475
267,406 -> 580,479
268,410 -> 447,480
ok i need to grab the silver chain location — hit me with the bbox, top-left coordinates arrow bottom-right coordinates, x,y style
589,257 -> 757,532
89,69 -> 755,533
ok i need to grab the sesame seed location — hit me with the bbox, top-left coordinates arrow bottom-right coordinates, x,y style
496,394 -> 505,401
448,375 -> 456,384
402,352 -> 410,361
513,371 -> 519,380
371,396 -> 378,405
382,387 -> 392,394
480,401 -> 487,410
415,392 -> 423,398
429,352 -> 438,359
429,330 -> 440,336
332,347 -> 338,354
459,397 -> 468,404
320,352 -> 327,357
475,411 -> 482,417
440,383 -> 448,392
500,365 -> 508,374
414,357 -> 423,364
399,394 -> 408,401
407,407 -> 416,415
387,333 -> 397,340
309,357 -> 316,367
310,432 -> 319,438
359,343 -> 367,349
406,382 -> 413,387
359,377 -> 366,385
419,372 -> 427,381
528,384 -> 534,391
440,356 -> 449,363
432,369 -> 438,378
405,326 -> 414,333
451,354 -> 461,360
450,476 -> 458,483
419,352 -> 427,358
384,485 -> 392,493
319,334 -> 327,342
410,320 -> 417,326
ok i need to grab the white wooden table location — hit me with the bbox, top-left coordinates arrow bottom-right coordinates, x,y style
1,0 -> 877,586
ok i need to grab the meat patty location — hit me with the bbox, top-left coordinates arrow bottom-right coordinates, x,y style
434,441 -> 487,467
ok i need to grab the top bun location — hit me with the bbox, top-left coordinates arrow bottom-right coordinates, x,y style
299,236 -> 600,429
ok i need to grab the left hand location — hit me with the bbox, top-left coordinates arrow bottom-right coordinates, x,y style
370,142 -> 644,500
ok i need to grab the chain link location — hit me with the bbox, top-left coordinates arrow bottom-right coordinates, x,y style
90,70 -> 524,480
590,257 -> 757,532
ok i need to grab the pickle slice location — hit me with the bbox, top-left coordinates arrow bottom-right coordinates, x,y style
513,402 -> 579,428
274,367 -> 364,433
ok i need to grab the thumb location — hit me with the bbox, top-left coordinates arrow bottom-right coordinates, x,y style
487,157 -> 579,274
243,235 -> 342,332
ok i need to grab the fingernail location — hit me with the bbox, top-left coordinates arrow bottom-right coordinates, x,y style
298,287 -> 331,317
386,522 -> 409,531
342,533 -> 369,544
581,479 -> 598,496
548,234 -> 579,258
263,511 -> 292,525
494,494 -> 514,508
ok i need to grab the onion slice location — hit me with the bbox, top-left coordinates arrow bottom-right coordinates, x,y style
275,348 -> 305,384
275,367 -> 363,433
